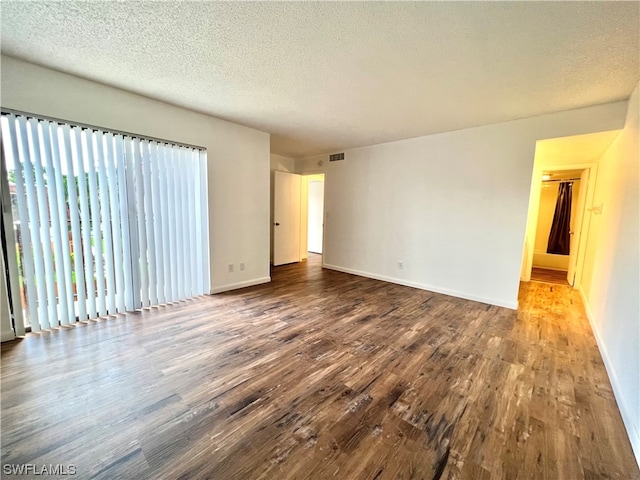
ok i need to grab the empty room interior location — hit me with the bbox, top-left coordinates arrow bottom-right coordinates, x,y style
1,2 -> 639,479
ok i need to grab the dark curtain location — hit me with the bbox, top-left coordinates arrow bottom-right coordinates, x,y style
547,182 -> 572,255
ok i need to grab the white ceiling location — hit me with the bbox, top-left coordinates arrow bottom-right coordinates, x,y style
1,2 -> 638,158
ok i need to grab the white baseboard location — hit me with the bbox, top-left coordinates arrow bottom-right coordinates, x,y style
322,264 -> 518,310
579,286 -> 640,469
210,277 -> 271,294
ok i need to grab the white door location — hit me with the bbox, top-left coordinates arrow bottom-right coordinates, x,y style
567,169 -> 589,286
307,179 -> 324,254
273,171 -> 301,266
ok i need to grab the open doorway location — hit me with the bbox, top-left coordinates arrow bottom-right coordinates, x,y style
299,174 -> 325,261
520,130 -> 624,293
307,177 -> 324,254
522,161 -> 597,289
519,130 -> 621,294
530,168 -> 588,286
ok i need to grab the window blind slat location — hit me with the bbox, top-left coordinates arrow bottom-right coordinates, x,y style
26,120 -> 53,329
145,142 -> 165,304
171,147 -> 180,301
105,133 -> 126,313
179,148 -> 190,298
167,146 -> 178,302
60,124 -> 88,322
134,140 -> 149,307
117,136 -> 135,311
141,140 -> 158,305
96,133 -> 116,315
199,150 -> 210,294
72,127 -> 97,319
187,149 -> 198,297
84,131 -> 107,317
160,144 -> 173,303
46,122 -> 74,325
193,149 -> 204,296
38,121 -> 67,326
178,147 -> 191,299
174,147 -> 183,300
125,138 -> 141,309
38,121 -> 68,326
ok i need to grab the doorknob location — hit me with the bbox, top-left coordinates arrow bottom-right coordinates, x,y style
273,222 -> 280,226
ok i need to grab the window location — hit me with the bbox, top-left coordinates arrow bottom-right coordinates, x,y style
0,112 -> 210,333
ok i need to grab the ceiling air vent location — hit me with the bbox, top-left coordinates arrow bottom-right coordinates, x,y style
329,153 -> 345,162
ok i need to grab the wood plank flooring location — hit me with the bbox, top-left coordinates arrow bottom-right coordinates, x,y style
531,267 -> 569,285
1,254 -> 638,479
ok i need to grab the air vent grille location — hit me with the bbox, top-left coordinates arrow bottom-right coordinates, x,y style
329,153 -> 345,162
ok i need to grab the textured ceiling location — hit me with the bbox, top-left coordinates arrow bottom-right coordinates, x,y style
1,1 -> 638,157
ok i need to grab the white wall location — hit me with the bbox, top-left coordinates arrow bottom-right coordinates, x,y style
297,101 -> 627,308
1,55 -> 271,294
580,83 -> 639,464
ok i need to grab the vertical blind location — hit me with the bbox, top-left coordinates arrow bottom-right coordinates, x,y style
0,112 -> 210,333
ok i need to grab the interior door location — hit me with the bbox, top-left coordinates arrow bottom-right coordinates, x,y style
273,171 -> 301,266
567,169 -> 589,286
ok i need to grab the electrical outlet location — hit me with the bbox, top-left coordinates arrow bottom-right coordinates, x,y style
398,261 -> 404,270
240,263 -> 245,271
228,264 -> 234,273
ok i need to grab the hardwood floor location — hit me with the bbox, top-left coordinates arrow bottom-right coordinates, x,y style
531,267 -> 569,285
1,254 -> 638,479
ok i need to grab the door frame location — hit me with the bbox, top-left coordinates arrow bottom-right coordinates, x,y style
567,169 -> 589,286
521,161 -> 598,289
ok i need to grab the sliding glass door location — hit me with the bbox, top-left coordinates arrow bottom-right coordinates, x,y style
0,112 -> 210,333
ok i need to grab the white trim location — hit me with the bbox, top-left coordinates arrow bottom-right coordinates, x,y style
210,277 -> 272,294
579,286 -> 640,468
322,264 -> 518,310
